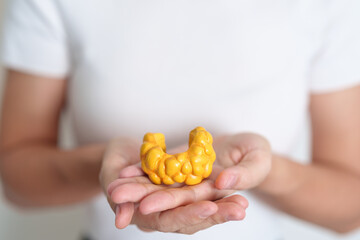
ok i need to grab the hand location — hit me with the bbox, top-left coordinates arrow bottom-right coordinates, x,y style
108,165 -> 248,234
106,145 -> 248,234
99,138 -> 142,212
213,133 -> 272,190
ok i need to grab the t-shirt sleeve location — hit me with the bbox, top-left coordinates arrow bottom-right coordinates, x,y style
1,0 -> 69,78
309,0 -> 360,93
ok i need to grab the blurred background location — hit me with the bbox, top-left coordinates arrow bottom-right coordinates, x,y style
0,0 -> 358,239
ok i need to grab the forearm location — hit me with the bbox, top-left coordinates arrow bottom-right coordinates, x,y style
0,143 -> 106,207
256,155 -> 360,233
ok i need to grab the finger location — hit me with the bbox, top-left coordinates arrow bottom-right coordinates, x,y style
139,180 -> 234,215
216,194 -> 249,209
137,226 -> 155,232
215,149 -> 271,190
215,194 -> 248,214
107,176 -> 150,196
118,164 -> 144,178
207,195 -> 247,222
214,133 -> 271,167
160,201 -> 218,232
208,164 -> 225,181
134,201 -> 218,233
178,195 -> 247,234
111,181 -> 165,204
115,202 -> 135,229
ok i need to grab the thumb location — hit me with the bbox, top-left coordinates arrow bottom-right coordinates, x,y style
215,149 -> 271,190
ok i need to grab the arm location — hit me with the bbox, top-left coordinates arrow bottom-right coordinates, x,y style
109,85 -> 360,233
0,69 -> 248,235
256,85 -> 360,233
0,69 -> 106,207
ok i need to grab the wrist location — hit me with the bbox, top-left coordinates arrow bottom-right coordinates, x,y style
80,143 -> 107,186
59,143 -> 106,189
255,154 -> 303,196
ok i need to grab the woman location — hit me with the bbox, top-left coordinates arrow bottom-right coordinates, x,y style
0,0 -> 359,239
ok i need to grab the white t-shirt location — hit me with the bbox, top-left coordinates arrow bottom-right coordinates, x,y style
2,0 -> 360,239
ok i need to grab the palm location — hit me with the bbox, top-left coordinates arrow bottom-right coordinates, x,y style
212,133 -> 272,190
105,146 -> 248,233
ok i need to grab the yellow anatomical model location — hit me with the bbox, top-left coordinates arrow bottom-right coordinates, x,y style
140,127 -> 216,185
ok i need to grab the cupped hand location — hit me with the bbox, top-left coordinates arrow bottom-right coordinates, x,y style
107,166 -> 248,234
99,138 -> 142,212
101,139 -> 248,234
213,133 -> 272,190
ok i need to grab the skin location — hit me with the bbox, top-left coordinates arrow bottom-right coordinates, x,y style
0,69 -> 359,234
0,69 -> 247,232
0,70 -> 105,206
100,138 -> 247,233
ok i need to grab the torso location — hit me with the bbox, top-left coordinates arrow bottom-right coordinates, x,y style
58,0 -> 328,239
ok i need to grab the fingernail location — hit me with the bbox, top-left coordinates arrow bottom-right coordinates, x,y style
223,174 -> 237,189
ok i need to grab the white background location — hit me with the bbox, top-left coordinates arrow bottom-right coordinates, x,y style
0,0 -> 358,239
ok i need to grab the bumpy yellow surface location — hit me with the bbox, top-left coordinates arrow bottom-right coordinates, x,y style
140,127 -> 216,185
